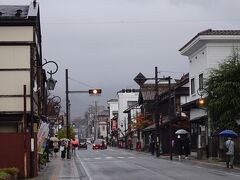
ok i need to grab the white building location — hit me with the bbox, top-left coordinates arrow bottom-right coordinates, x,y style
107,99 -> 118,132
117,89 -> 139,137
179,29 -> 240,157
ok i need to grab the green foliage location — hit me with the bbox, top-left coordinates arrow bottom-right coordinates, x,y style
57,127 -> 75,139
39,152 -> 47,165
205,48 -> 240,134
0,171 -> 10,180
0,167 -> 19,179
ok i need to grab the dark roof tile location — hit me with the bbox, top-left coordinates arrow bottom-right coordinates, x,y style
179,29 -> 240,52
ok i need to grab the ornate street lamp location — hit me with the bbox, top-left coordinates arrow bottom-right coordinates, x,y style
42,59 -> 58,90
30,58 -> 58,177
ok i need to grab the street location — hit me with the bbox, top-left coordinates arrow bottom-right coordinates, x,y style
34,146 -> 240,180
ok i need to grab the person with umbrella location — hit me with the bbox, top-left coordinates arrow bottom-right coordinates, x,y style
225,137 -> 234,168
219,129 -> 237,168
175,129 -> 189,160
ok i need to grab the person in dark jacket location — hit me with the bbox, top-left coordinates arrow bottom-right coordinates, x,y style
183,136 -> 191,159
175,135 -> 184,160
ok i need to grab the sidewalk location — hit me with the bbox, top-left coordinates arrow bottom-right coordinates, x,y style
27,153 -> 81,180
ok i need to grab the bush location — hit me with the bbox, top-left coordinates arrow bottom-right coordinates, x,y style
0,171 -> 11,180
0,168 -> 19,176
0,167 -> 19,180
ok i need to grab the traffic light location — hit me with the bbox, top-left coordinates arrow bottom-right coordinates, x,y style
88,88 -> 102,95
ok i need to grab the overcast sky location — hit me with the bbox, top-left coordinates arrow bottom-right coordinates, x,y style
2,0 -> 240,119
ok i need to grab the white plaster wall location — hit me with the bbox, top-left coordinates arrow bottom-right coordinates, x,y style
108,101 -> 118,120
0,26 -> 33,41
118,92 -> 138,136
0,97 -> 31,112
207,43 -> 240,70
0,71 -> 30,95
0,45 -> 31,112
0,46 -> 30,68
189,46 -> 207,102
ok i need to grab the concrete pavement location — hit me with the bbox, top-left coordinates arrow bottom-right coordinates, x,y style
27,153 -> 84,180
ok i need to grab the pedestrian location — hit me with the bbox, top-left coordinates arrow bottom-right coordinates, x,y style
150,135 -> 155,155
175,135 -> 184,160
60,141 -> 66,160
225,137 -> 234,168
183,136 -> 191,159
53,141 -> 59,157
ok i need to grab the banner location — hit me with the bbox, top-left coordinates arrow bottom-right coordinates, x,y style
37,122 -> 49,154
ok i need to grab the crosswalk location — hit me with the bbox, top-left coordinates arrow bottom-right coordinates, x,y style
81,156 -> 137,161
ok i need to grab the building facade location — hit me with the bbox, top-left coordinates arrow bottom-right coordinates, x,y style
180,29 -> 240,158
0,2 -> 46,177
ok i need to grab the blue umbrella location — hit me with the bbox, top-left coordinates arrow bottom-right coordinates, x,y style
219,130 -> 238,136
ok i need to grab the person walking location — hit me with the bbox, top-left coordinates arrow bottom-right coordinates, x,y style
60,141 -> 66,160
53,141 -> 59,157
225,137 -> 234,168
175,135 -> 184,160
183,136 -> 191,159
149,134 -> 155,155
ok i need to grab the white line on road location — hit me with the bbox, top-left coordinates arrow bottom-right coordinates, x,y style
76,153 -> 92,180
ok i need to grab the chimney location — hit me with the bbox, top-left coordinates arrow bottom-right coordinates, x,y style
33,0 -> 37,8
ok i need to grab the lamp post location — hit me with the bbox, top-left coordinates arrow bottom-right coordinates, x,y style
30,58 -> 58,177
134,67 -> 171,158
65,69 -> 102,159
197,88 -> 213,159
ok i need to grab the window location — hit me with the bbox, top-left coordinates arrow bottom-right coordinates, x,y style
199,73 -> 203,90
191,78 -> 195,94
127,101 -> 137,108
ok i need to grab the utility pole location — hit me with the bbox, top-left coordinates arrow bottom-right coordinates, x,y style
155,66 -> 160,157
94,101 -> 98,140
168,76 -> 173,160
65,69 -> 70,159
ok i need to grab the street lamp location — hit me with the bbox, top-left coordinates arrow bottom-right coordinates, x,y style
42,59 -> 58,90
134,67 -> 171,158
197,88 -> 212,159
30,58 -> 58,177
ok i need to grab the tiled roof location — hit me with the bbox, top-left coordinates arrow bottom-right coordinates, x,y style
0,6 -> 29,18
179,29 -> 240,52
199,29 -> 240,36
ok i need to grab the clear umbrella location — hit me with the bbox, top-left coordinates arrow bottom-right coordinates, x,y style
175,129 -> 189,135
50,136 -> 59,141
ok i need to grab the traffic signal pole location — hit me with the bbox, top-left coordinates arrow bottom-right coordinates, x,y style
65,69 -> 102,159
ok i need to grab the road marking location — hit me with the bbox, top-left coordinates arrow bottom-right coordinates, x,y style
117,157 -> 124,159
105,156 -> 113,159
76,153 -> 92,180
128,156 -> 135,159
94,157 -> 102,160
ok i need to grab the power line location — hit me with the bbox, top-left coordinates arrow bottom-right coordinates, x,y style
68,77 -> 93,88
42,19 -> 240,25
159,70 -> 187,74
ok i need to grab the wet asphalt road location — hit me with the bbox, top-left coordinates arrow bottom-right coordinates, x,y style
30,146 -> 240,180
71,146 -> 240,180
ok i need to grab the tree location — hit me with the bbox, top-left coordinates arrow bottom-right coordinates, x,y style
131,114 -> 153,129
57,127 -> 75,139
205,49 -> 240,133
